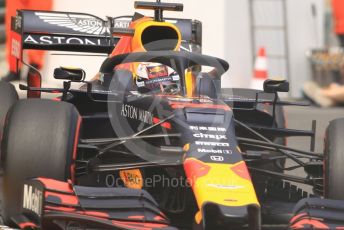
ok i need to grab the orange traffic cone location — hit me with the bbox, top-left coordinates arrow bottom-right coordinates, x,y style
251,47 -> 268,90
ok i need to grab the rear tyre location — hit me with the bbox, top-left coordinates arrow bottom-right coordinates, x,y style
1,99 -> 81,225
324,118 -> 344,199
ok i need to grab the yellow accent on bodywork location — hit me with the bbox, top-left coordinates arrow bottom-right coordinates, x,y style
185,70 -> 196,97
119,169 -> 143,189
185,158 -> 260,223
132,20 -> 181,52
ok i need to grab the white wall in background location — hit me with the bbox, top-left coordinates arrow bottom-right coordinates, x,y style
42,0 -> 253,89
223,0 -> 252,88
250,0 -> 324,97
287,0 -> 324,97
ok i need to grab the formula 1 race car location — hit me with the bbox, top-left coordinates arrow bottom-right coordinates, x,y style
1,1 -> 344,229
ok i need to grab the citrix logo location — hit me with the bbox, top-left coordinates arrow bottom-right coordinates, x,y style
193,133 -> 227,140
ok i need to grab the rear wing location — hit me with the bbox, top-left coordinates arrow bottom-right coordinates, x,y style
11,10 -> 202,56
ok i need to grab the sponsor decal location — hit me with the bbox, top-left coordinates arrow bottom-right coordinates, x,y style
121,104 -> 138,119
210,155 -> 224,162
195,141 -> 230,147
146,65 -> 169,79
114,19 -> 131,29
24,34 -> 106,46
121,104 -> 153,125
11,38 -> 21,59
207,184 -> 244,190
171,74 -> 180,81
135,64 -> 179,88
197,148 -> 232,154
35,12 -> 107,35
190,126 -> 226,132
191,125 -> 232,156
136,81 -> 145,88
190,125 -> 232,155
9,32 -> 22,72
23,184 -> 43,217
119,169 -> 143,189
142,76 -> 176,86
198,148 -> 223,154
193,133 -> 226,140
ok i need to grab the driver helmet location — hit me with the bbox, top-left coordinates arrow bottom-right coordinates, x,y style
135,63 -> 180,93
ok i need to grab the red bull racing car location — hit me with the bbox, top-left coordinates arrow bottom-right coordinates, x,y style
1,1 -> 344,229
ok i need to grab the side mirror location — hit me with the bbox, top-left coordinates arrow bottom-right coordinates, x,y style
263,79 -> 289,93
54,67 -> 85,81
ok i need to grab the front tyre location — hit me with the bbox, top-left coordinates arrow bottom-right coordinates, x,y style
0,82 -> 18,154
324,118 -> 344,199
1,99 -> 81,225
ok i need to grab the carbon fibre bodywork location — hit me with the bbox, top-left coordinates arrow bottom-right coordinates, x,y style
3,1 -> 344,230
16,178 -> 175,230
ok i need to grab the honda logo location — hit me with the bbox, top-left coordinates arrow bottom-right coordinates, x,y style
210,156 -> 224,162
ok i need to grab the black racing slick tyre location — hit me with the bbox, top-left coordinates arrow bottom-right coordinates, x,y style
0,82 -> 18,153
0,99 -> 81,225
324,118 -> 344,199
0,82 -> 18,225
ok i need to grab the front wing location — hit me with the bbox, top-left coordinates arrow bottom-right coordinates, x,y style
10,178 -> 344,229
13,178 -> 176,230
290,198 -> 344,229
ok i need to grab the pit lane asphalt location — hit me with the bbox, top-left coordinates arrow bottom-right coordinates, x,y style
285,105 -> 344,193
